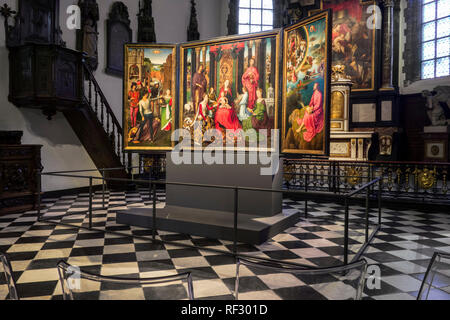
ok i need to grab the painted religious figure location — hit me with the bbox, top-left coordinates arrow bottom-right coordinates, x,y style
242,58 -> 260,110
192,64 -> 208,115
180,31 -> 280,149
296,82 -> 324,142
316,0 -> 375,90
282,11 -> 331,155
123,45 -> 177,151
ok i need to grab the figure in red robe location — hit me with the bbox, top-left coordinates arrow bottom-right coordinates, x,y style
128,83 -> 140,128
296,82 -> 324,142
241,58 -> 260,110
214,96 -> 242,135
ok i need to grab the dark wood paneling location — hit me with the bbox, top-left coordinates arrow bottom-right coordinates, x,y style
400,93 -> 429,161
0,144 -> 42,215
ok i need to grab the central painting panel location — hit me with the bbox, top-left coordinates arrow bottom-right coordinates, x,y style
179,31 -> 280,150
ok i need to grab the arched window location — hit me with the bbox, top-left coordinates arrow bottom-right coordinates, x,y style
238,0 -> 273,35
421,0 -> 450,79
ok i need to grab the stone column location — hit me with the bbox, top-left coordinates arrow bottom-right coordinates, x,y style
381,0 -> 394,89
227,0 -> 238,35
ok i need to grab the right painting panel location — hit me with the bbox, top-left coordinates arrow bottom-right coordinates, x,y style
282,10 -> 331,155
314,0 -> 376,91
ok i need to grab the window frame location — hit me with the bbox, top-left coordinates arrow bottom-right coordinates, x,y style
421,0 -> 450,79
238,0 -> 274,35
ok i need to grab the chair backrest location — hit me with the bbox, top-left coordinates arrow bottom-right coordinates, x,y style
57,260 -> 194,300
417,252 -> 450,300
235,257 -> 368,300
0,253 -> 19,300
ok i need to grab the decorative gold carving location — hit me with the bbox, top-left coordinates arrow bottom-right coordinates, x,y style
346,167 -> 362,186
331,122 -> 342,129
414,166 -> 436,190
379,135 -> 393,156
143,158 -> 154,173
417,167 -> 436,190
331,91 -> 345,119
331,65 -> 351,81
405,167 -> 411,192
387,167 -> 393,191
396,167 -> 402,187
218,51 -> 233,90
284,164 -> 295,183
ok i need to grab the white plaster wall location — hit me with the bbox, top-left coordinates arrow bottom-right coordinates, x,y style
0,0 -> 101,192
57,0 -> 225,121
0,0 -> 227,192
398,0 -> 450,95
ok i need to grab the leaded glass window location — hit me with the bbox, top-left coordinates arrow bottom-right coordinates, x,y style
238,0 -> 273,34
421,0 -> 450,79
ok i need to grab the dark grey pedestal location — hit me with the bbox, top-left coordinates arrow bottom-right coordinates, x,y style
116,206 -> 300,245
116,153 -> 299,244
165,153 -> 282,216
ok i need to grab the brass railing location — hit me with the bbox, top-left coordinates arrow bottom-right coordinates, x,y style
283,159 -> 450,204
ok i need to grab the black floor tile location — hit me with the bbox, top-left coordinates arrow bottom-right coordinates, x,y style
274,286 -> 327,300
223,276 -> 269,293
27,258 -> 63,270
204,255 -> 236,266
70,246 -> 104,257
263,250 -> 300,260
364,252 -> 404,263
102,252 -> 137,264
15,281 -> 58,298
168,248 -> 201,259
279,241 -> 313,249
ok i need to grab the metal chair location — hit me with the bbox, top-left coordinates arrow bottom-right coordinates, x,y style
57,260 -> 194,300
235,257 -> 368,300
0,252 -> 19,300
417,252 -> 450,300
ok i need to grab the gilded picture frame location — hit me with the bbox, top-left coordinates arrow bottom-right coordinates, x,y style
123,44 -> 177,151
179,30 -> 281,151
282,10 -> 332,155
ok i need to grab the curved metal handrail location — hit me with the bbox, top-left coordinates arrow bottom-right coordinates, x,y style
57,260 -> 194,300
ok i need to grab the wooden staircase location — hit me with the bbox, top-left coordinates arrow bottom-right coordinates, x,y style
2,2 -> 131,188
64,61 -> 130,186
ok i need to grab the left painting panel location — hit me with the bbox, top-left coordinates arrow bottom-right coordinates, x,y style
123,44 -> 177,151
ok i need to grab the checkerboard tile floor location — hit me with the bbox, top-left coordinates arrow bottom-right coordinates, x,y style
0,189 -> 449,300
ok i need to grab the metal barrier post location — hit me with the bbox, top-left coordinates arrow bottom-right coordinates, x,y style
365,186 -> 370,243
332,161 -> 336,193
152,182 -> 157,241
88,176 -> 93,230
101,170 -> 106,209
36,169 -> 42,222
344,197 -> 349,265
128,153 -> 132,175
304,174 -> 308,218
233,187 -> 238,255
378,178 -> 382,225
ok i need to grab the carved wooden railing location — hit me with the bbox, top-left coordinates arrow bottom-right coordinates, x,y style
81,61 -> 129,169
283,158 -> 450,204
